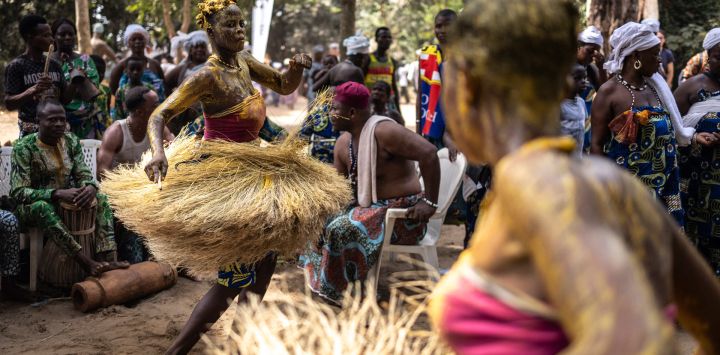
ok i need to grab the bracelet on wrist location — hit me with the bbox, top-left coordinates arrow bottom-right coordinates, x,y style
421,197 -> 439,209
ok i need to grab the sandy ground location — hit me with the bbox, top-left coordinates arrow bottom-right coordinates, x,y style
0,224 -> 465,355
0,100 -> 698,354
1,110 -> 17,145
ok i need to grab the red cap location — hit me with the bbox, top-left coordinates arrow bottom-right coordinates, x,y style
334,81 -> 370,109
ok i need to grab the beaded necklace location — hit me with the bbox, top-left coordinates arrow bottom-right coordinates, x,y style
616,73 -> 648,91
616,74 -> 661,108
210,54 -> 240,70
348,139 -> 358,198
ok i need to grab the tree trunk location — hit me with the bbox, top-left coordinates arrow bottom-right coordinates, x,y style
161,0 -> 177,39
642,0 -> 659,20
339,0 -> 356,58
587,0 -> 640,54
75,0 -> 92,54
180,0 -> 192,33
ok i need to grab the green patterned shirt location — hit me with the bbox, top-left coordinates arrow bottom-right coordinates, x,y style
10,133 -> 96,204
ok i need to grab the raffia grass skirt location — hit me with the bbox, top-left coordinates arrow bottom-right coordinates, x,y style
100,135 -> 351,274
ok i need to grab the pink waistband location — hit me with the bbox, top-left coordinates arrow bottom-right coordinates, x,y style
203,113 -> 263,143
439,272 -> 678,355
439,274 -> 569,355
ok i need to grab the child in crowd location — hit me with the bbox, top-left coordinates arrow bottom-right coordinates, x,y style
371,81 -> 404,125
560,63 -> 588,156
112,57 -> 155,121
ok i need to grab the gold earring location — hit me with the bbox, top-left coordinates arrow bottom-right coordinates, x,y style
634,60 -> 642,70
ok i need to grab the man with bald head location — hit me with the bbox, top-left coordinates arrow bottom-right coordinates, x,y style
312,33 -> 368,91
302,34 -> 369,164
301,82 -> 440,303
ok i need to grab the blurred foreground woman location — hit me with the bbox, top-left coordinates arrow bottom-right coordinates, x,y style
429,0 -> 720,354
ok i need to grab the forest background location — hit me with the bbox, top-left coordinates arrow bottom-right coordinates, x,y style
0,0 -> 718,98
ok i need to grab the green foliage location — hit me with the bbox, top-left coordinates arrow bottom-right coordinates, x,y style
574,0 -> 587,27
260,0 -> 465,64
262,0 -> 341,61
355,0 -> 464,65
0,0 -> 75,96
660,0 -> 720,73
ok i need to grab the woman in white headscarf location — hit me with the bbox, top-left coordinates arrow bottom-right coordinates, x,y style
164,31 -> 211,134
165,31 -> 211,94
577,26 -> 608,152
591,22 -> 694,227
577,26 -> 608,90
674,28 -> 720,276
108,24 -> 165,100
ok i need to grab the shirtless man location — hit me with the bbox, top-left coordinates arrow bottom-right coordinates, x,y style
300,82 -> 440,302
311,34 -> 367,91
303,36 -> 366,164
90,24 -> 117,65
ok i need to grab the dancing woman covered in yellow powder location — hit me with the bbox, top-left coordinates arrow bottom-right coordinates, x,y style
429,0 -> 720,354
140,1 -> 315,353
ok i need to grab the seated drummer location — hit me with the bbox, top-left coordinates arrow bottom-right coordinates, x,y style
300,82 -> 440,303
10,98 -> 129,276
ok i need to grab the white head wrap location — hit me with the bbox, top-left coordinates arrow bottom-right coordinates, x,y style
604,22 -> 659,74
169,31 -> 186,58
168,31 -> 209,59
123,24 -> 150,47
184,31 -> 209,51
312,44 -> 325,54
93,23 -> 104,34
641,18 -> 661,33
578,26 -> 603,46
343,32 -> 370,55
605,22 -> 694,145
703,28 -> 720,51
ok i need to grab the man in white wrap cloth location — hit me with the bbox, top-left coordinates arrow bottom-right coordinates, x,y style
300,81 -> 441,303
674,27 -> 720,276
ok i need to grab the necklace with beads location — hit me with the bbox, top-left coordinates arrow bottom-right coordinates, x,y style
210,54 -> 240,70
617,74 -> 648,91
617,75 -> 661,108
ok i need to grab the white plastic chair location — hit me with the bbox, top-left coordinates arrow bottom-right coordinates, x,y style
0,147 -> 12,197
1,147 -> 41,291
80,139 -> 102,183
0,139 -> 101,291
370,148 -> 467,288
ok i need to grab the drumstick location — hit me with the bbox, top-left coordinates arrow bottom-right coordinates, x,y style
44,44 -> 54,75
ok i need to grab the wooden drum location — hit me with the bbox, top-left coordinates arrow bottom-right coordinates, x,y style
59,199 -> 98,237
39,198 -> 98,288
